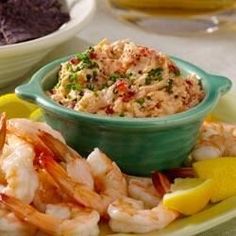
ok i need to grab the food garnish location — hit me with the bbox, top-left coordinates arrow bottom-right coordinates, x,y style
194,158 -> 236,202
163,178 -> 214,215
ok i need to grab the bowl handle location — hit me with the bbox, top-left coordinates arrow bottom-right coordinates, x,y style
208,74 -> 232,95
15,81 -> 43,104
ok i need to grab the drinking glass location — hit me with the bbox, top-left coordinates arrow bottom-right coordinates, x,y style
108,0 -> 236,35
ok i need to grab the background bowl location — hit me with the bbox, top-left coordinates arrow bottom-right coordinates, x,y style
15,56 -> 232,176
0,0 -> 95,89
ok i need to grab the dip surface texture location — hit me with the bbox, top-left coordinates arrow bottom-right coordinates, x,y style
50,40 -> 204,118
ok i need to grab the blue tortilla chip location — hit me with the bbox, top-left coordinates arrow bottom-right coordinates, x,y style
0,0 -> 70,45
0,33 -> 6,45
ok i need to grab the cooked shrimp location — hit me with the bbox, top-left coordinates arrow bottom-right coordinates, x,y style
39,131 -> 94,190
7,119 -> 65,160
33,169 -> 66,212
192,121 -> 236,161
0,207 -> 36,236
39,148 -> 127,216
222,123 -> 236,156
0,193 -> 100,236
0,134 -> 39,204
0,113 -> 6,154
7,119 -> 65,143
108,197 -> 179,233
86,148 -> 128,207
127,176 -> 161,208
0,114 -> 7,185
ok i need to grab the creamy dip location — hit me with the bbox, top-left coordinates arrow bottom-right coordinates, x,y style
50,39 -> 204,118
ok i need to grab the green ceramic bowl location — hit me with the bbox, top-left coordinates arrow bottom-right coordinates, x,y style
15,56 -> 232,176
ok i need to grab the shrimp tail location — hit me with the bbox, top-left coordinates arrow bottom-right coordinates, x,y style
152,171 -> 171,197
39,155 -> 104,215
38,130 -> 82,162
0,193 -> 61,235
163,167 -> 195,182
0,112 -> 6,152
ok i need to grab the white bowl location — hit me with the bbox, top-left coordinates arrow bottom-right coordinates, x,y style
0,0 -> 96,88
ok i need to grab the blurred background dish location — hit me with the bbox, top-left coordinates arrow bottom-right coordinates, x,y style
0,0 -> 95,89
108,0 -> 236,35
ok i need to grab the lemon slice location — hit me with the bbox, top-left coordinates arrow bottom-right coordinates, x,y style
29,108 -> 43,121
163,178 -> 214,215
0,93 -> 37,118
204,114 -> 218,122
193,158 -> 236,203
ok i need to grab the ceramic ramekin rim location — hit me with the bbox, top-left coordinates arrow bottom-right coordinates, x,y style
15,54 -> 232,127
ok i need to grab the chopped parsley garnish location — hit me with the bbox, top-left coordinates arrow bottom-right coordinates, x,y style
55,81 -> 61,88
87,83 -> 95,91
66,63 -> 73,72
136,98 -> 145,105
109,72 -> 129,82
198,79 -> 203,90
93,70 -> 98,78
109,73 -> 120,82
76,47 -> 99,70
69,73 -> 78,82
145,68 -> 163,85
66,82 -> 82,91
166,79 -> 173,94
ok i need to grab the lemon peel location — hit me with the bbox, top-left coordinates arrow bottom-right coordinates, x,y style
193,158 -> 236,202
0,93 -> 37,118
163,178 -> 214,215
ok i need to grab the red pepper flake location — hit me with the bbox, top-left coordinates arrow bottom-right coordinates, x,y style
116,80 -> 128,94
122,90 -> 136,102
70,57 -> 80,65
155,102 -> 161,109
105,105 -> 114,115
168,63 -> 180,76
186,79 -> 193,86
89,51 -> 97,59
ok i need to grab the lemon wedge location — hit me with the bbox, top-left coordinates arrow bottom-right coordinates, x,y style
193,158 -> 236,203
0,93 -> 37,118
29,108 -> 43,121
204,114 -> 218,122
163,178 -> 214,215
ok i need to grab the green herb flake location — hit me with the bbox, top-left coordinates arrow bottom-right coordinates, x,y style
93,70 -> 98,78
198,79 -> 203,90
145,68 -> 163,85
55,81 -> 61,88
76,47 -> 99,70
109,73 -> 120,82
166,79 -> 174,94
66,63 -> 73,72
136,98 -> 145,105
69,73 -> 78,82
87,83 -> 95,91
148,68 -> 163,78
66,82 -> 82,91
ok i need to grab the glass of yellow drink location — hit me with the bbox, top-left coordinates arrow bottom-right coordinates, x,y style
108,0 -> 236,34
